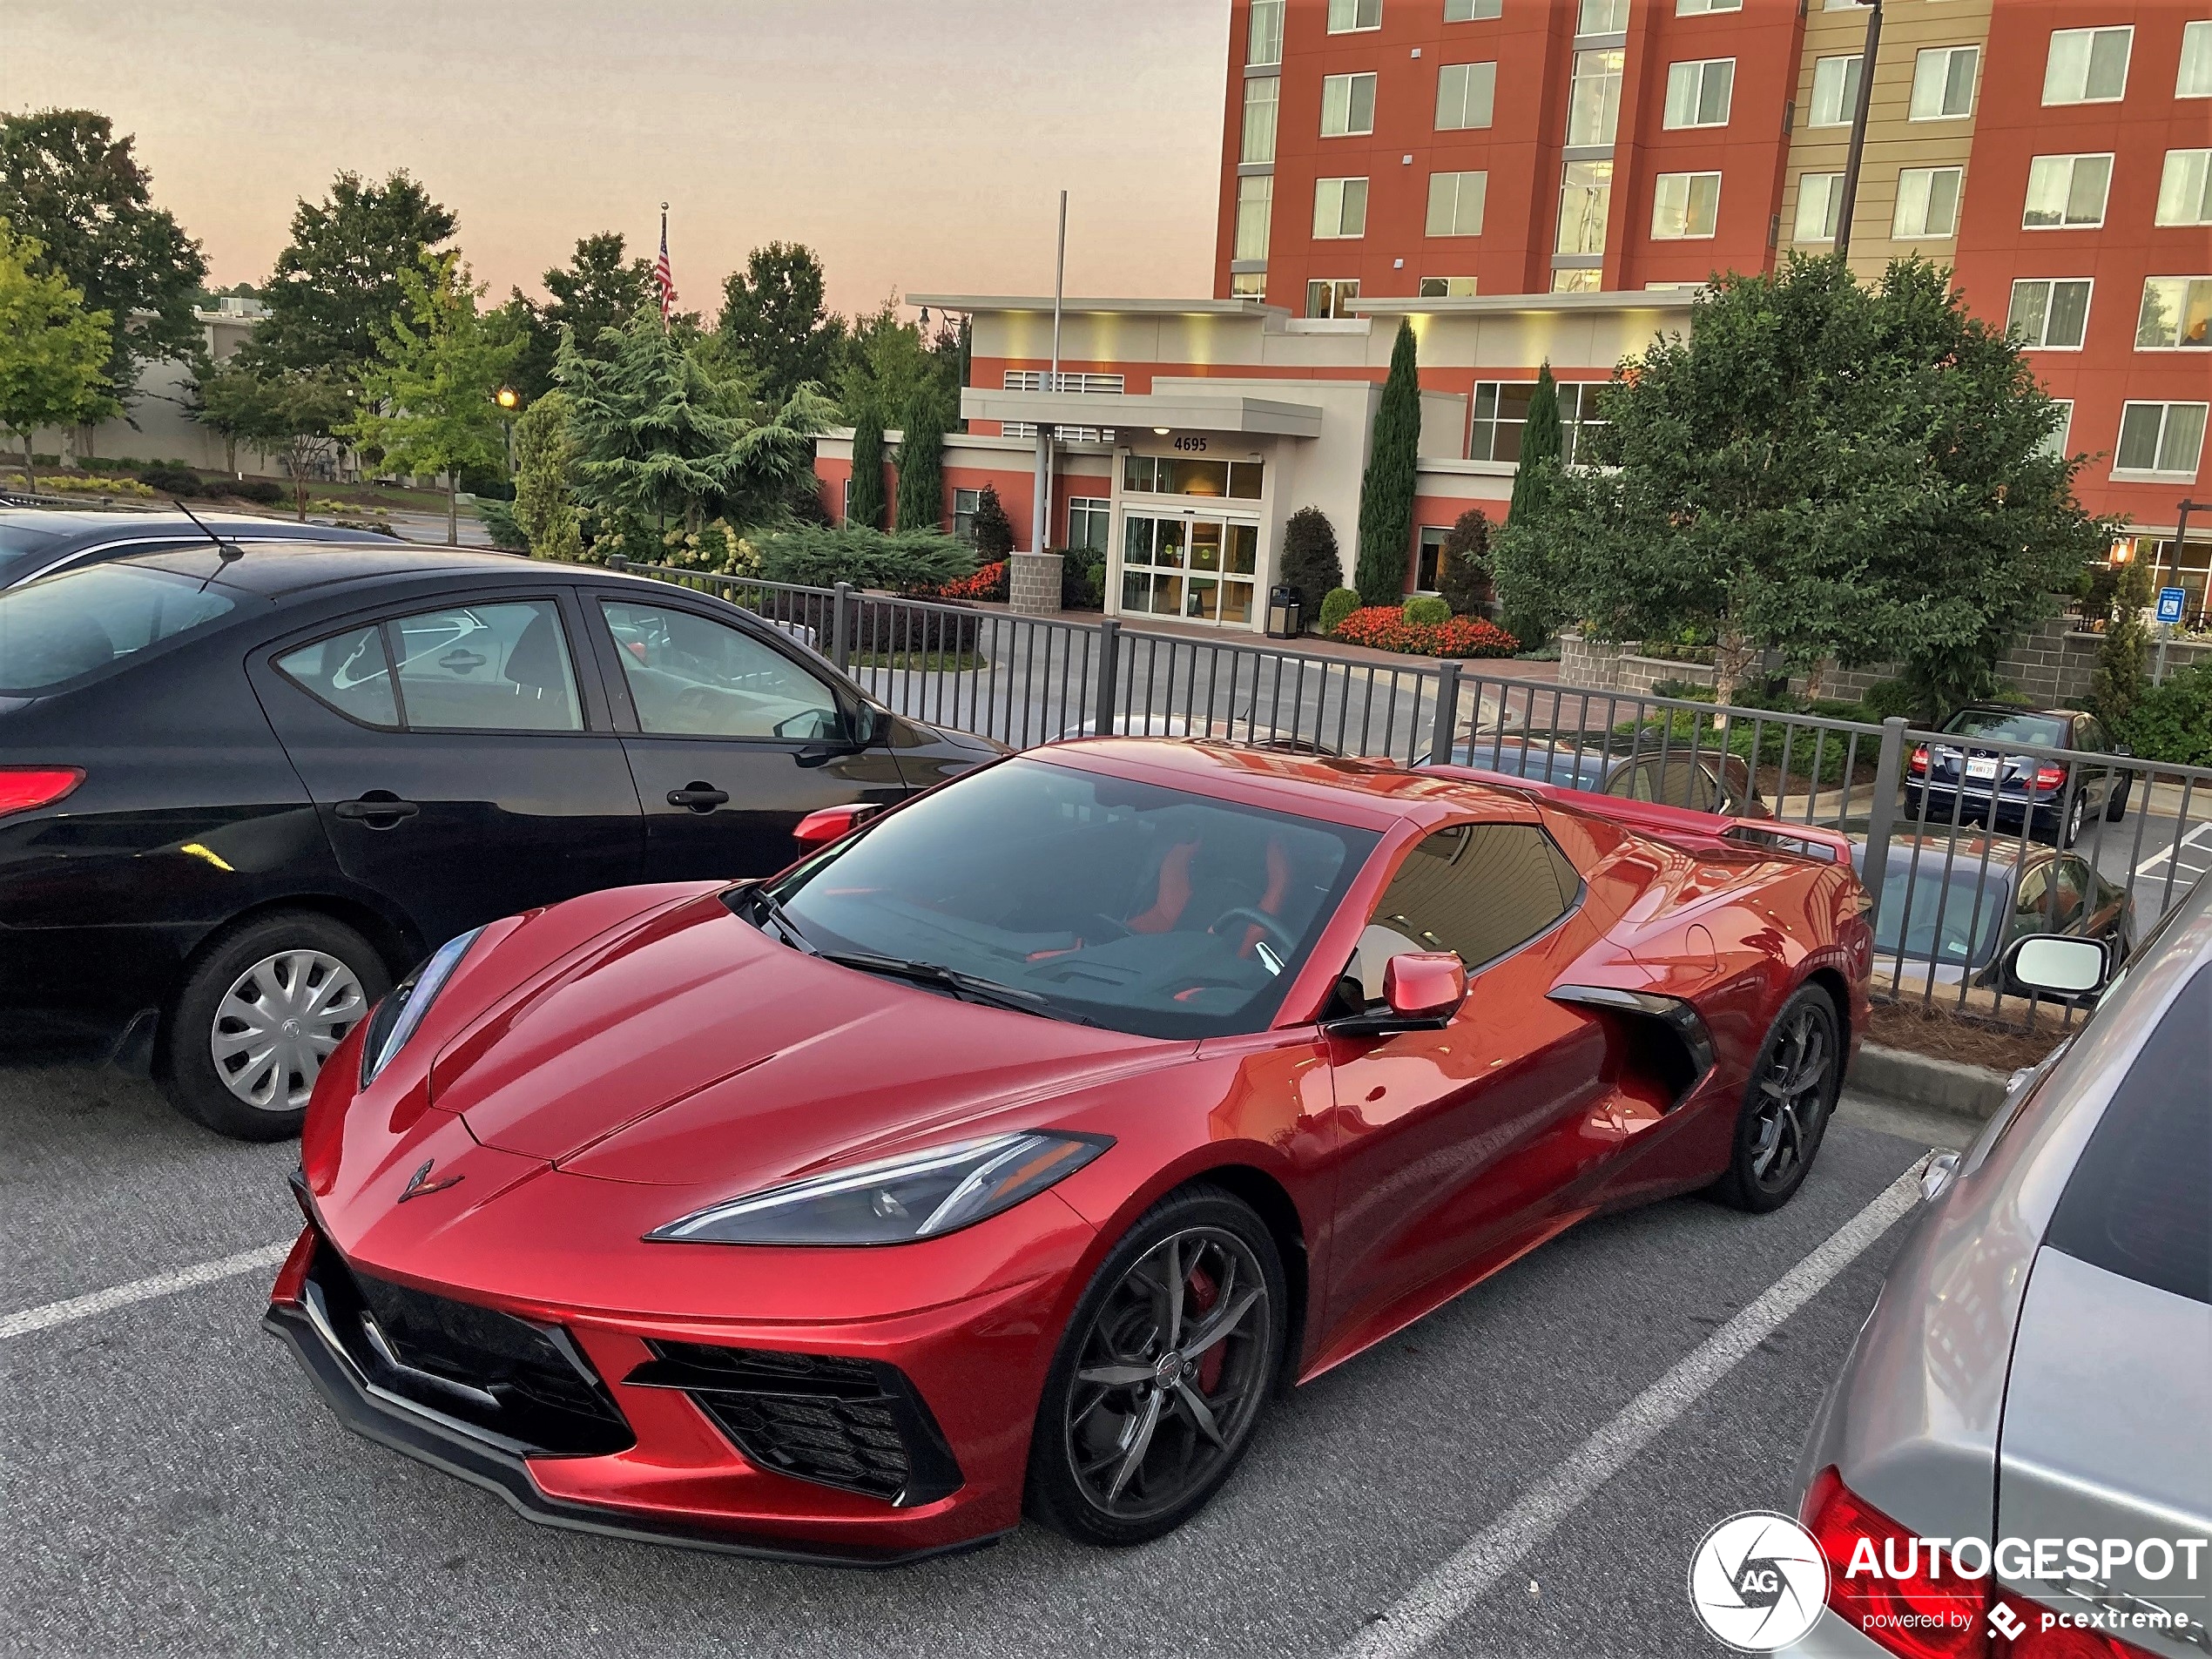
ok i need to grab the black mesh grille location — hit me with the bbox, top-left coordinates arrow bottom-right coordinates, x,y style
306,1240 -> 632,1458
627,1341 -> 961,1507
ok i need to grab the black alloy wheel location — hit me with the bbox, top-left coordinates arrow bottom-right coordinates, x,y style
1026,1189 -> 1285,1546
1711,986 -> 1841,1213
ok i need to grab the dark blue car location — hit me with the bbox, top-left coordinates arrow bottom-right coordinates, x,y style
1904,705 -> 2131,849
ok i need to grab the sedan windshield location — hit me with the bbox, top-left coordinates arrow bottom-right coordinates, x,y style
1943,710 -> 2068,748
0,563 -> 237,694
1865,858 -> 2010,970
767,757 -> 1379,1038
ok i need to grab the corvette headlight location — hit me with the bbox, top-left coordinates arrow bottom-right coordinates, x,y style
358,927 -> 484,1089
644,1130 -> 1111,1247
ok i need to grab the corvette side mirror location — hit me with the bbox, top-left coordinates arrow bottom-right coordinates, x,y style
792,801 -> 883,850
1325,951 -> 1467,1036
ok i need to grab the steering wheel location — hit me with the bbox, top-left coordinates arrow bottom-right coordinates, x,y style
1211,906 -> 1298,955
675,685 -> 722,712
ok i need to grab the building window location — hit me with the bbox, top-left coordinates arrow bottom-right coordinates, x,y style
1235,175 -> 1273,261
2037,400 -> 2074,462
1810,56 -> 1862,128
1328,0 -> 1381,33
1313,177 -> 1370,239
1551,268 -> 1602,293
2006,279 -> 2092,351
2114,401 -> 2209,477
1427,171 -> 1488,236
1241,77 -> 1279,165
952,488 -> 981,545
1420,276 -> 1479,297
1445,0 -> 1501,18
2024,154 -> 2111,229
1472,381 -> 1609,465
1001,371 -> 1123,445
1894,167 -> 1963,238
1248,0 -> 1285,66
2008,279 -> 2093,350
1576,0 -> 1628,35
2136,277 -> 2212,350
1231,272 -> 1267,299
1567,50 -> 1624,146
2157,151 -> 2212,226
1068,496 -> 1111,554
1652,172 -> 1722,239
1123,455 -> 1264,499
841,476 -> 853,523
1417,526 -> 1449,591
1307,278 -> 1361,319
1677,0 -> 1742,12
1322,72 -> 1379,137
1909,45 -> 1979,119
2042,25 -> 2132,105
1436,61 -> 1497,130
1794,172 -> 1844,241
1663,59 -> 1735,129
2182,21 -> 2212,98
1557,160 -> 1613,255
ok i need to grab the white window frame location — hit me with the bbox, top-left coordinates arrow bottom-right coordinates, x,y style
1894,166 -> 1964,239
1306,278 -> 1361,320
1322,72 -> 1379,137
1312,177 -> 1370,239
2042,25 -> 2133,106
2181,20 -> 2212,98
1067,496 -> 1111,555
2114,401 -> 2209,479
952,487 -> 982,545
1551,268 -> 1602,293
1794,172 -> 1844,242
2037,400 -> 2074,463
1247,0 -> 1285,66
2007,278 -> 2094,351
1230,271 -> 1266,299
1327,0 -> 1382,34
1420,276 -> 1479,298
1557,159 -> 1613,256
1426,171 -> 1488,237
1436,60 -> 1497,131
1909,45 -> 1979,121
2135,276 -> 2212,351
1576,0 -> 1629,34
1809,56 -> 1863,128
2156,150 -> 2212,227
1444,0 -> 1501,18
1235,174 -> 1273,262
1241,77 -> 1279,165
2024,153 -> 2113,230
1662,58 -> 1735,130
1567,49 -> 1625,146
1651,172 -> 1723,239
1676,0 -> 1742,13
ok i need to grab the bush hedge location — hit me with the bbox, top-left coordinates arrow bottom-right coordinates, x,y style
2120,662 -> 2212,766
753,525 -> 977,594
1318,587 -> 1362,637
138,463 -> 203,497
1404,595 -> 1452,626
1331,606 -> 1520,658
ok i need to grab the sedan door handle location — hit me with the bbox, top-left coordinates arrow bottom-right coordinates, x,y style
667,783 -> 730,813
333,795 -> 420,827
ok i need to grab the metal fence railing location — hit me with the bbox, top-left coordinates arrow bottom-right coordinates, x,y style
619,563 -> 2212,1030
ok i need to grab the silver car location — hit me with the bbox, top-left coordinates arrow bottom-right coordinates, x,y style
1786,875 -> 2210,1658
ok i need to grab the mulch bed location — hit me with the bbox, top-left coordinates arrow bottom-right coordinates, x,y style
1865,997 -> 2075,1074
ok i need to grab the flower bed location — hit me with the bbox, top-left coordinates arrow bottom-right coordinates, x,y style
1330,606 -> 1520,658
934,560 -> 1008,602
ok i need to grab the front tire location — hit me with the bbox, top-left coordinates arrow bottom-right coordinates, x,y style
1026,1188 -> 1286,1546
160,911 -> 391,1141
1710,986 -> 1841,1214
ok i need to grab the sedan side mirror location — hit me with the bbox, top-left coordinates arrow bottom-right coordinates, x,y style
1326,951 -> 1468,1036
2003,934 -> 2111,998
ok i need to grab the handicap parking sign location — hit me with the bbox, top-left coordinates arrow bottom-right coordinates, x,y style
2157,587 -> 2187,624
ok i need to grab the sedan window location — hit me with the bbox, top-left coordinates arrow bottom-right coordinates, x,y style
0,563 -> 236,694
601,601 -> 841,741
1944,709 -> 2069,748
388,600 -> 582,732
274,625 -> 400,728
1352,823 -> 1580,998
0,524 -> 63,584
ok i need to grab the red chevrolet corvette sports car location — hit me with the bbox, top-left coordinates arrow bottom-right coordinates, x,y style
267,739 -> 1871,1563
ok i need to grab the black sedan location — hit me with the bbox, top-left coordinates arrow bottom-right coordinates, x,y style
0,543 -> 1001,1137
0,508 -> 395,588
1455,736 -> 1766,817
1905,705 -> 2131,847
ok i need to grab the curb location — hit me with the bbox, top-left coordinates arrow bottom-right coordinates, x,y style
1851,1043 -> 2014,1122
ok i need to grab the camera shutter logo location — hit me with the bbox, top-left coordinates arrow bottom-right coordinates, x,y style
1688,1511 -> 1831,1652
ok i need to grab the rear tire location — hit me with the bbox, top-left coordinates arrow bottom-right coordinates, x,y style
160,911 -> 391,1141
1710,986 -> 1841,1214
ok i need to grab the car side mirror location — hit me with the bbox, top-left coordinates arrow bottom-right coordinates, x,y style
1325,951 -> 1467,1036
792,801 -> 883,850
2003,934 -> 2111,998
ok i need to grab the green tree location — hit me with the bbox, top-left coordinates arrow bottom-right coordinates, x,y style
0,219 -> 116,487
505,232 -> 656,402
1491,365 -> 1564,649
847,407 -> 887,529
1438,507 -> 1493,617
511,388 -> 583,562
184,351 -> 278,476
0,110 -> 206,402
1354,318 -> 1421,606
1278,506 -> 1343,619
248,171 -> 456,377
894,393 -> 946,532
344,251 -> 521,543
1492,258 -> 2103,706
2089,556 -> 2154,731
718,243 -> 847,406
970,482 -> 1015,559
236,368 -> 353,521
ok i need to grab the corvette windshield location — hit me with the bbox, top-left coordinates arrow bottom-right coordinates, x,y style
767,758 -> 1378,1038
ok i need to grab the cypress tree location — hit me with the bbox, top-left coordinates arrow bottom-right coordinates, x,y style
1510,362 -> 1561,523
847,408 -> 887,529
894,395 -> 945,532
1354,318 -> 1421,607
1496,362 -> 1562,649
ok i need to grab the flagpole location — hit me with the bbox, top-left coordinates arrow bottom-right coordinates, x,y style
659,201 -> 671,331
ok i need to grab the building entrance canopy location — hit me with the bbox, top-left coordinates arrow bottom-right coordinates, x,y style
959,387 -> 1323,441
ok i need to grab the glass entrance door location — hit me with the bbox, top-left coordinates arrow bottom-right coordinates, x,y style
1122,515 -> 1260,626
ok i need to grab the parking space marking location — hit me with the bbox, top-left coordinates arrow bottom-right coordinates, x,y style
2136,819 -> 2212,879
1338,1160 -> 1928,1659
0,1240 -> 291,1341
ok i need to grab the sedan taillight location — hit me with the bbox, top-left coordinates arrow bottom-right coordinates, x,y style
1911,746 -> 1931,774
1803,1467 -> 1990,1657
0,766 -> 84,820
2033,765 -> 2067,792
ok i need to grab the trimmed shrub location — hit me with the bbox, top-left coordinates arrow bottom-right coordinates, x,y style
1404,595 -> 1452,626
753,524 -> 977,593
850,597 -> 981,658
1331,606 -> 1521,658
1438,508 -> 1494,617
1061,551 -> 1106,610
226,478 -> 284,506
1318,587 -> 1362,637
972,483 -> 1015,560
138,463 -> 204,497
1859,678 -> 1925,725
1278,506 -> 1342,617
2119,661 -> 2212,767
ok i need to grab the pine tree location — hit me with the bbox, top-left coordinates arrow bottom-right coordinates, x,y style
971,482 -> 1015,559
848,408 -> 887,529
895,393 -> 945,533
1495,362 -> 1563,649
1354,319 -> 1421,606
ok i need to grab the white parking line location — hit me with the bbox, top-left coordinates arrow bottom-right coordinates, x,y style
1338,1161 -> 1928,1659
0,1240 -> 292,1341
2136,819 -> 2212,878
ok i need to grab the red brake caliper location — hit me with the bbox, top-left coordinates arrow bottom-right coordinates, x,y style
1185,1261 -> 1225,1393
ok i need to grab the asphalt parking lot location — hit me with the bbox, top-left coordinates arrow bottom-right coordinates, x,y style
1,1063 -> 1943,1659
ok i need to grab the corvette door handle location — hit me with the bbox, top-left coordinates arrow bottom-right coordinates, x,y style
667,783 -> 730,813
333,795 -> 419,827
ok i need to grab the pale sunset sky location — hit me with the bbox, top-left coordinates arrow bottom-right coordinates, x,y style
3,0 -> 1230,315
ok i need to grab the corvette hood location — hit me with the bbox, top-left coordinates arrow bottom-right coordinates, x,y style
429,891 -> 1174,1190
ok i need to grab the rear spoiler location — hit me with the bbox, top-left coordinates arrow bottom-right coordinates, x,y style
1419,762 -> 1853,866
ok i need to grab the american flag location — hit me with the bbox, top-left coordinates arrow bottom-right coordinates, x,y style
654,208 -> 678,326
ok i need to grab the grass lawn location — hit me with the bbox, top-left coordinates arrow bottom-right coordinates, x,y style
849,649 -> 987,672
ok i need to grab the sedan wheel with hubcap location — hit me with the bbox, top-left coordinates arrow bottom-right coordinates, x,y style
212,949 -> 366,1112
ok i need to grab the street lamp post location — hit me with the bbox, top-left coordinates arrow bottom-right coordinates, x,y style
2158,497 -> 2210,680
496,386 -> 520,476
1833,0 -> 1885,262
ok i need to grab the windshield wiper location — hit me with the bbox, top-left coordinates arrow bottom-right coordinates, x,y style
725,883 -> 819,955
819,950 -> 1081,1022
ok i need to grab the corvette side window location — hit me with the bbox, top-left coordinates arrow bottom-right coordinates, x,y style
1350,824 -> 1581,1000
